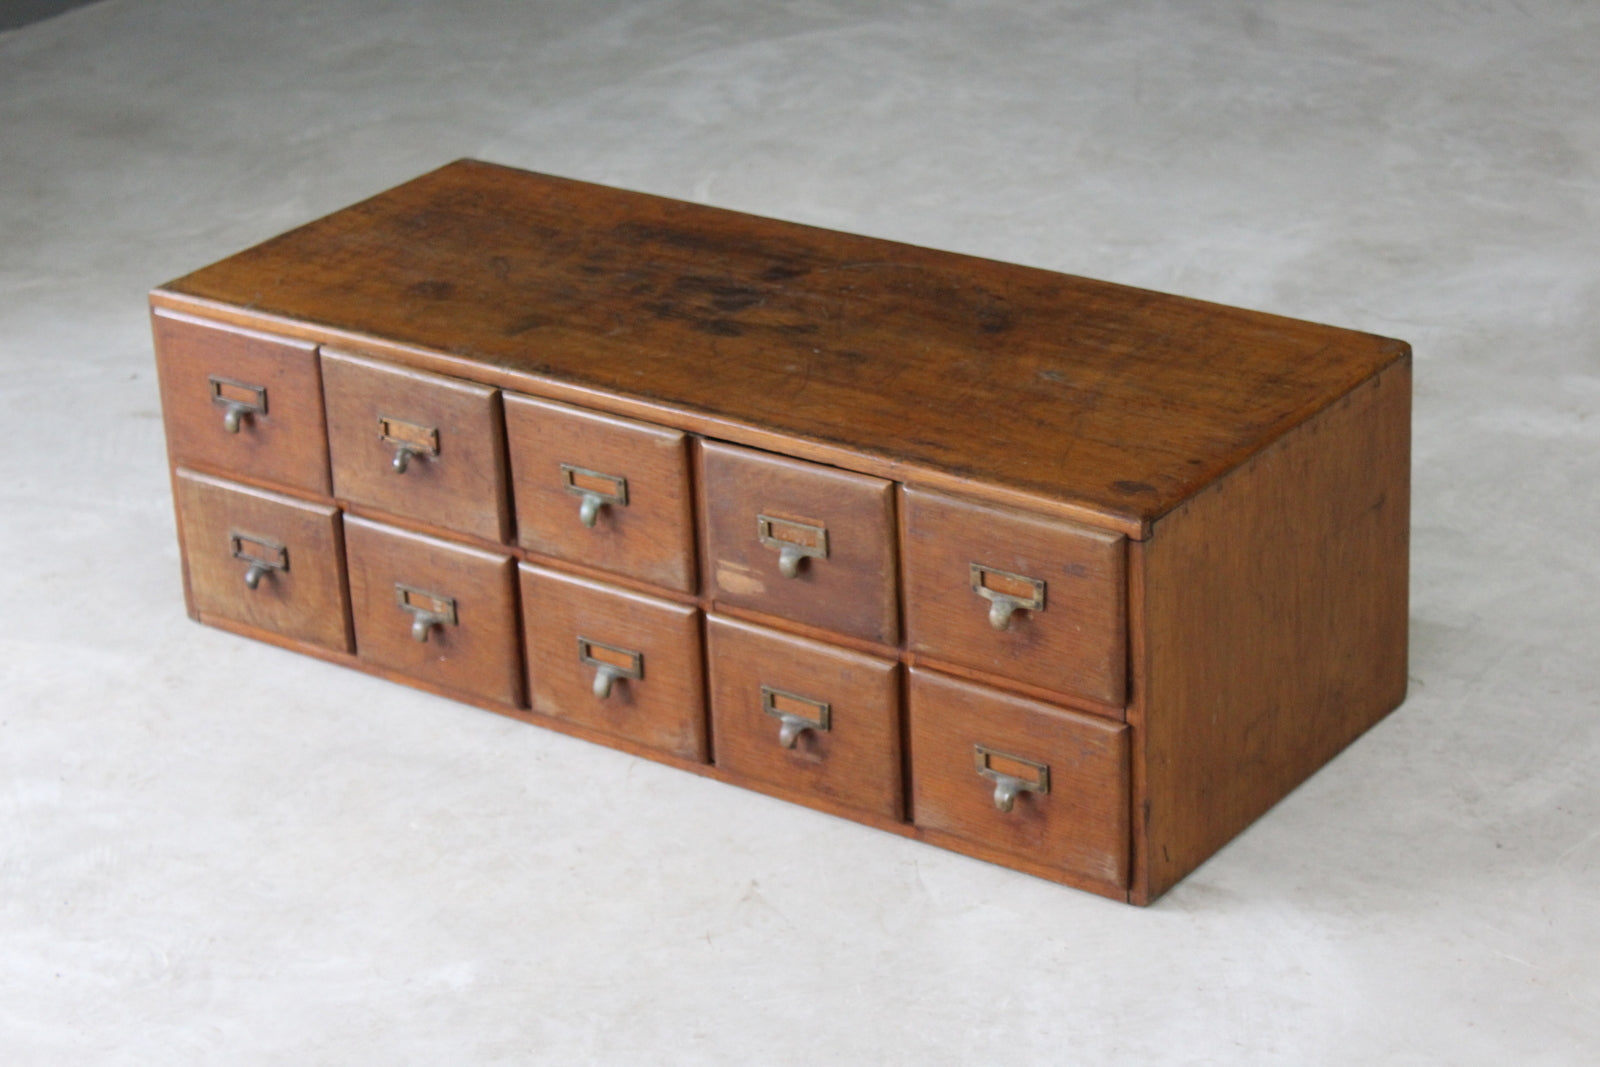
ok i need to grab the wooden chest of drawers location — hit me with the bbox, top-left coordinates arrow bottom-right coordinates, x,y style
152,159 -> 1410,904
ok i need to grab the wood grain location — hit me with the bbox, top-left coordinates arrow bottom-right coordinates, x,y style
157,158 -> 1407,527
1129,356 -> 1411,903
322,349 -> 511,543
706,613 -> 902,820
520,564 -> 706,761
153,309 -> 330,495
174,468 -> 350,653
700,439 -> 898,643
343,515 -> 522,706
907,668 -> 1130,892
504,393 -> 696,592
901,486 -> 1126,706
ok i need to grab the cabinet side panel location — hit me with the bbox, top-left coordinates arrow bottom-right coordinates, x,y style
1132,355 -> 1411,903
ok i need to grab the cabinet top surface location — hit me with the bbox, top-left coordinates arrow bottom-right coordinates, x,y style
156,159 -> 1407,525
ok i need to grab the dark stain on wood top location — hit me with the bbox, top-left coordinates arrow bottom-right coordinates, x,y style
158,158 -> 1408,524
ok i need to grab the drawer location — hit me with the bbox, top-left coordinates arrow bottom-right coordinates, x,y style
902,487 -> 1126,706
908,668 -> 1129,889
520,565 -> 706,761
504,395 -> 695,592
344,516 -> 521,706
154,311 -> 329,495
322,350 -> 510,542
700,441 -> 898,644
173,469 -> 350,652
706,615 -> 901,820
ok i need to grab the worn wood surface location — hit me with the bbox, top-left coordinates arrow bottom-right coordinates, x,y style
1129,357 -> 1411,903
343,515 -> 522,707
907,668 -> 1130,892
153,309 -> 330,496
700,440 -> 899,643
174,468 -> 351,653
901,486 -> 1126,707
504,393 -> 696,592
707,614 -> 902,820
520,564 -> 707,761
322,349 -> 511,544
156,158 -> 1408,529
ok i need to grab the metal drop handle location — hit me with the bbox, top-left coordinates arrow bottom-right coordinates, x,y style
776,713 -> 813,749
990,774 -> 1026,813
592,663 -> 626,699
988,597 -> 1022,631
222,402 -> 253,434
777,544 -> 805,579
392,445 -> 419,474
578,491 -> 604,528
410,610 -> 450,642
243,561 -> 271,589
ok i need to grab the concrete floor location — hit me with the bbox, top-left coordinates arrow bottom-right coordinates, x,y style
2,1 -> 1597,1063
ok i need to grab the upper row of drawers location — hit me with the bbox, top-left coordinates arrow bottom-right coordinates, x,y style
155,311 -> 1128,706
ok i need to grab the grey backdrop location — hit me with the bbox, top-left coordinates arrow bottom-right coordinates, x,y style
2,1 -> 1596,1063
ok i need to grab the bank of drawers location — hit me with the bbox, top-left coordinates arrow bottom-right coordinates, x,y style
158,309 -> 1133,895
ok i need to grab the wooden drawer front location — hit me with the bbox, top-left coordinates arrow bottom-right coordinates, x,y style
322,350 -> 510,542
902,487 -> 1126,706
154,311 -> 329,495
520,565 -> 706,761
700,441 -> 897,644
174,469 -> 350,652
504,395 -> 695,592
707,615 -> 901,820
908,669 -> 1129,889
344,516 -> 521,705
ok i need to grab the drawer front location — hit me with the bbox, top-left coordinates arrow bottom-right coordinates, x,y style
520,565 -> 705,761
154,311 -> 329,495
908,669 -> 1129,889
174,469 -> 350,652
322,350 -> 510,543
707,615 -> 901,820
700,441 -> 898,644
902,487 -> 1126,706
505,395 -> 695,592
344,516 -> 521,705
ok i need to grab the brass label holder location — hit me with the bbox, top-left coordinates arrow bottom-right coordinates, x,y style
561,464 -> 629,527
761,685 -> 831,749
970,563 -> 1046,631
377,415 -> 440,474
395,583 -> 457,643
577,636 -> 644,698
757,514 -> 829,579
230,530 -> 288,589
974,744 -> 1051,813
209,375 -> 267,433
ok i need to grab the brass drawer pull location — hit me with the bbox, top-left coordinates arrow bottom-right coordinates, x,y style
757,514 -> 829,578
230,530 -> 288,589
561,464 -> 629,528
761,685 -> 831,749
394,583 -> 457,643
377,415 -> 440,474
209,375 -> 267,433
970,563 -> 1046,631
974,745 -> 1051,813
577,636 -> 643,698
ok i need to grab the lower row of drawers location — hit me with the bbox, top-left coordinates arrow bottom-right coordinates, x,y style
175,467 -> 1130,891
